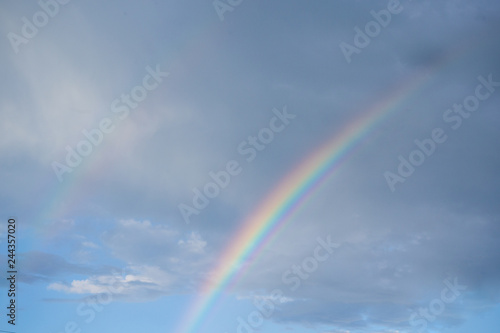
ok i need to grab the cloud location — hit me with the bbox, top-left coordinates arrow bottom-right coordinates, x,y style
82,241 -> 99,249
178,232 -> 207,254
47,265 -> 176,301
39,219 -> 214,299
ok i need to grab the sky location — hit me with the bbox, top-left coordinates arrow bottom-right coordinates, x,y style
1,0 -> 500,332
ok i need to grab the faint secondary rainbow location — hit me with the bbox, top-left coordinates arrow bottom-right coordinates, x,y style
36,19 -> 226,229
173,66 -> 439,333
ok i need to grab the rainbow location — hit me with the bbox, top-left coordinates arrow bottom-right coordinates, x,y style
172,67 -> 440,333
175,33 -> 487,332
173,32 -> 488,330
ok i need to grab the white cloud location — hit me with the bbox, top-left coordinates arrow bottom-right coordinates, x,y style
178,232 -> 207,254
82,241 -> 99,249
47,265 -> 175,301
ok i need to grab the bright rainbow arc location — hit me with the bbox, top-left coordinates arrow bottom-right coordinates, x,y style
173,67 -> 436,333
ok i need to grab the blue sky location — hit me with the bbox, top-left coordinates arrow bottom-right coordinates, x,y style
1,0 -> 500,332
